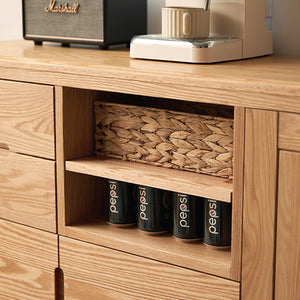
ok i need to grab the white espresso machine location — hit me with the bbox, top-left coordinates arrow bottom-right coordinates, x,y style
130,0 -> 273,63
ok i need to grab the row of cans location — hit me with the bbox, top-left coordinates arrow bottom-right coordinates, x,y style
108,179 -> 231,248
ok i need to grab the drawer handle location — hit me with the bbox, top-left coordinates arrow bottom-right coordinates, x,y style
0,143 -> 9,157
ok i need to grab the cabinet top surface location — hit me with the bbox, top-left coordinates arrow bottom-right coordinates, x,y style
0,40 -> 299,112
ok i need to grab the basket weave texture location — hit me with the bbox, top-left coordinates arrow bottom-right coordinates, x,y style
95,101 -> 233,178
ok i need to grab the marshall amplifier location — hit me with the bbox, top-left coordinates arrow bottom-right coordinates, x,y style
22,0 -> 147,48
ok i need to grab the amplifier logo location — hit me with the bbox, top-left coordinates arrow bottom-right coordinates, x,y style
179,194 -> 189,228
109,181 -> 118,214
45,0 -> 79,13
208,200 -> 219,235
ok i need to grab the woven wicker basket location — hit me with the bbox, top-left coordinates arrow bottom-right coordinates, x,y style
94,101 -> 233,178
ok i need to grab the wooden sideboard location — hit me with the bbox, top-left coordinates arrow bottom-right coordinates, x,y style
0,40 -> 299,300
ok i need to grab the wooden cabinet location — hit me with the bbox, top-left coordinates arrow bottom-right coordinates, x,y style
55,87 -> 242,285
0,40 -> 300,299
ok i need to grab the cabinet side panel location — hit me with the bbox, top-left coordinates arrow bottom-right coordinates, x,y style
241,109 -> 278,300
231,107 -> 245,281
275,151 -> 300,300
56,86 -> 99,232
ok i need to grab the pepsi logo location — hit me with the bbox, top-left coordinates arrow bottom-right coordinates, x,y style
180,204 -> 188,211
139,187 -> 148,221
209,209 -> 216,217
179,194 -> 190,228
110,190 -> 116,197
208,200 -> 219,235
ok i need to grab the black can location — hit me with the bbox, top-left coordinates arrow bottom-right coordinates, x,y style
173,193 -> 204,242
137,186 -> 172,235
204,199 -> 232,248
107,180 -> 137,227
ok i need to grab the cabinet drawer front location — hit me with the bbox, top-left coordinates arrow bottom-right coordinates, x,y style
279,112 -> 300,152
0,80 -> 54,159
60,236 -> 240,300
275,151 -> 300,300
0,219 -> 58,300
0,151 -> 56,232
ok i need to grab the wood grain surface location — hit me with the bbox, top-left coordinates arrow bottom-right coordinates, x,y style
0,219 -> 58,299
55,86 -> 99,234
230,107 -> 245,281
0,79 -> 54,159
241,109 -> 278,300
0,41 -> 299,113
64,219 -> 232,279
0,151 -> 56,232
60,236 -> 239,300
275,151 -> 300,300
66,156 -> 233,202
279,112 -> 300,152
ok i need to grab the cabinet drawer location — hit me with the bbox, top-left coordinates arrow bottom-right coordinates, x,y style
275,151 -> 300,300
60,236 -> 240,300
0,80 -> 54,159
0,151 -> 56,232
279,112 -> 300,152
0,219 -> 58,300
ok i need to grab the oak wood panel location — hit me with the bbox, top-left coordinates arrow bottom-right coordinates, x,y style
0,257 -> 55,300
66,157 -> 233,203
0,41 -> 300,113
0,79 -> 54,159
241,109 -> 278,300
230,107 -> 245,281
275,151 -> 300,300
0,151 -> 56,232
279,112 -> 300,152
55,86 -> 99,234
60,236 -> 240,300
0,219 -> 58,299
64,220 -> 232,279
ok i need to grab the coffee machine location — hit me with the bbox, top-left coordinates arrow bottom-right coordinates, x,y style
130,0 -> 273,63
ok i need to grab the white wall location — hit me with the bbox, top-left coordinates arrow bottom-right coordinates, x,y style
0,0 -> 299,56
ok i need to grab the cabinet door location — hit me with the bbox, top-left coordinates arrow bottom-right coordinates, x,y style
275,151 -> 300,300
0,80 -> 54,159
0,219 -> 58,300
60,236 -> 240,300
0,150 -> 56,232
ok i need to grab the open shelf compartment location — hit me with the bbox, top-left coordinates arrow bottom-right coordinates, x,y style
63,171 -> 232,279
56,87 -> 244,282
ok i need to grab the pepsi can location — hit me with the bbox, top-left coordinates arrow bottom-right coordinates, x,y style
107,180 -> 137,227
173,193 -> 204,242
137,186 -> 172,235
204,199 -> 231,249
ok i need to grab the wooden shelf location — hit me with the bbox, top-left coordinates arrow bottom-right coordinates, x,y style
65,156 -> 233,203
64,219 -> 232,279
